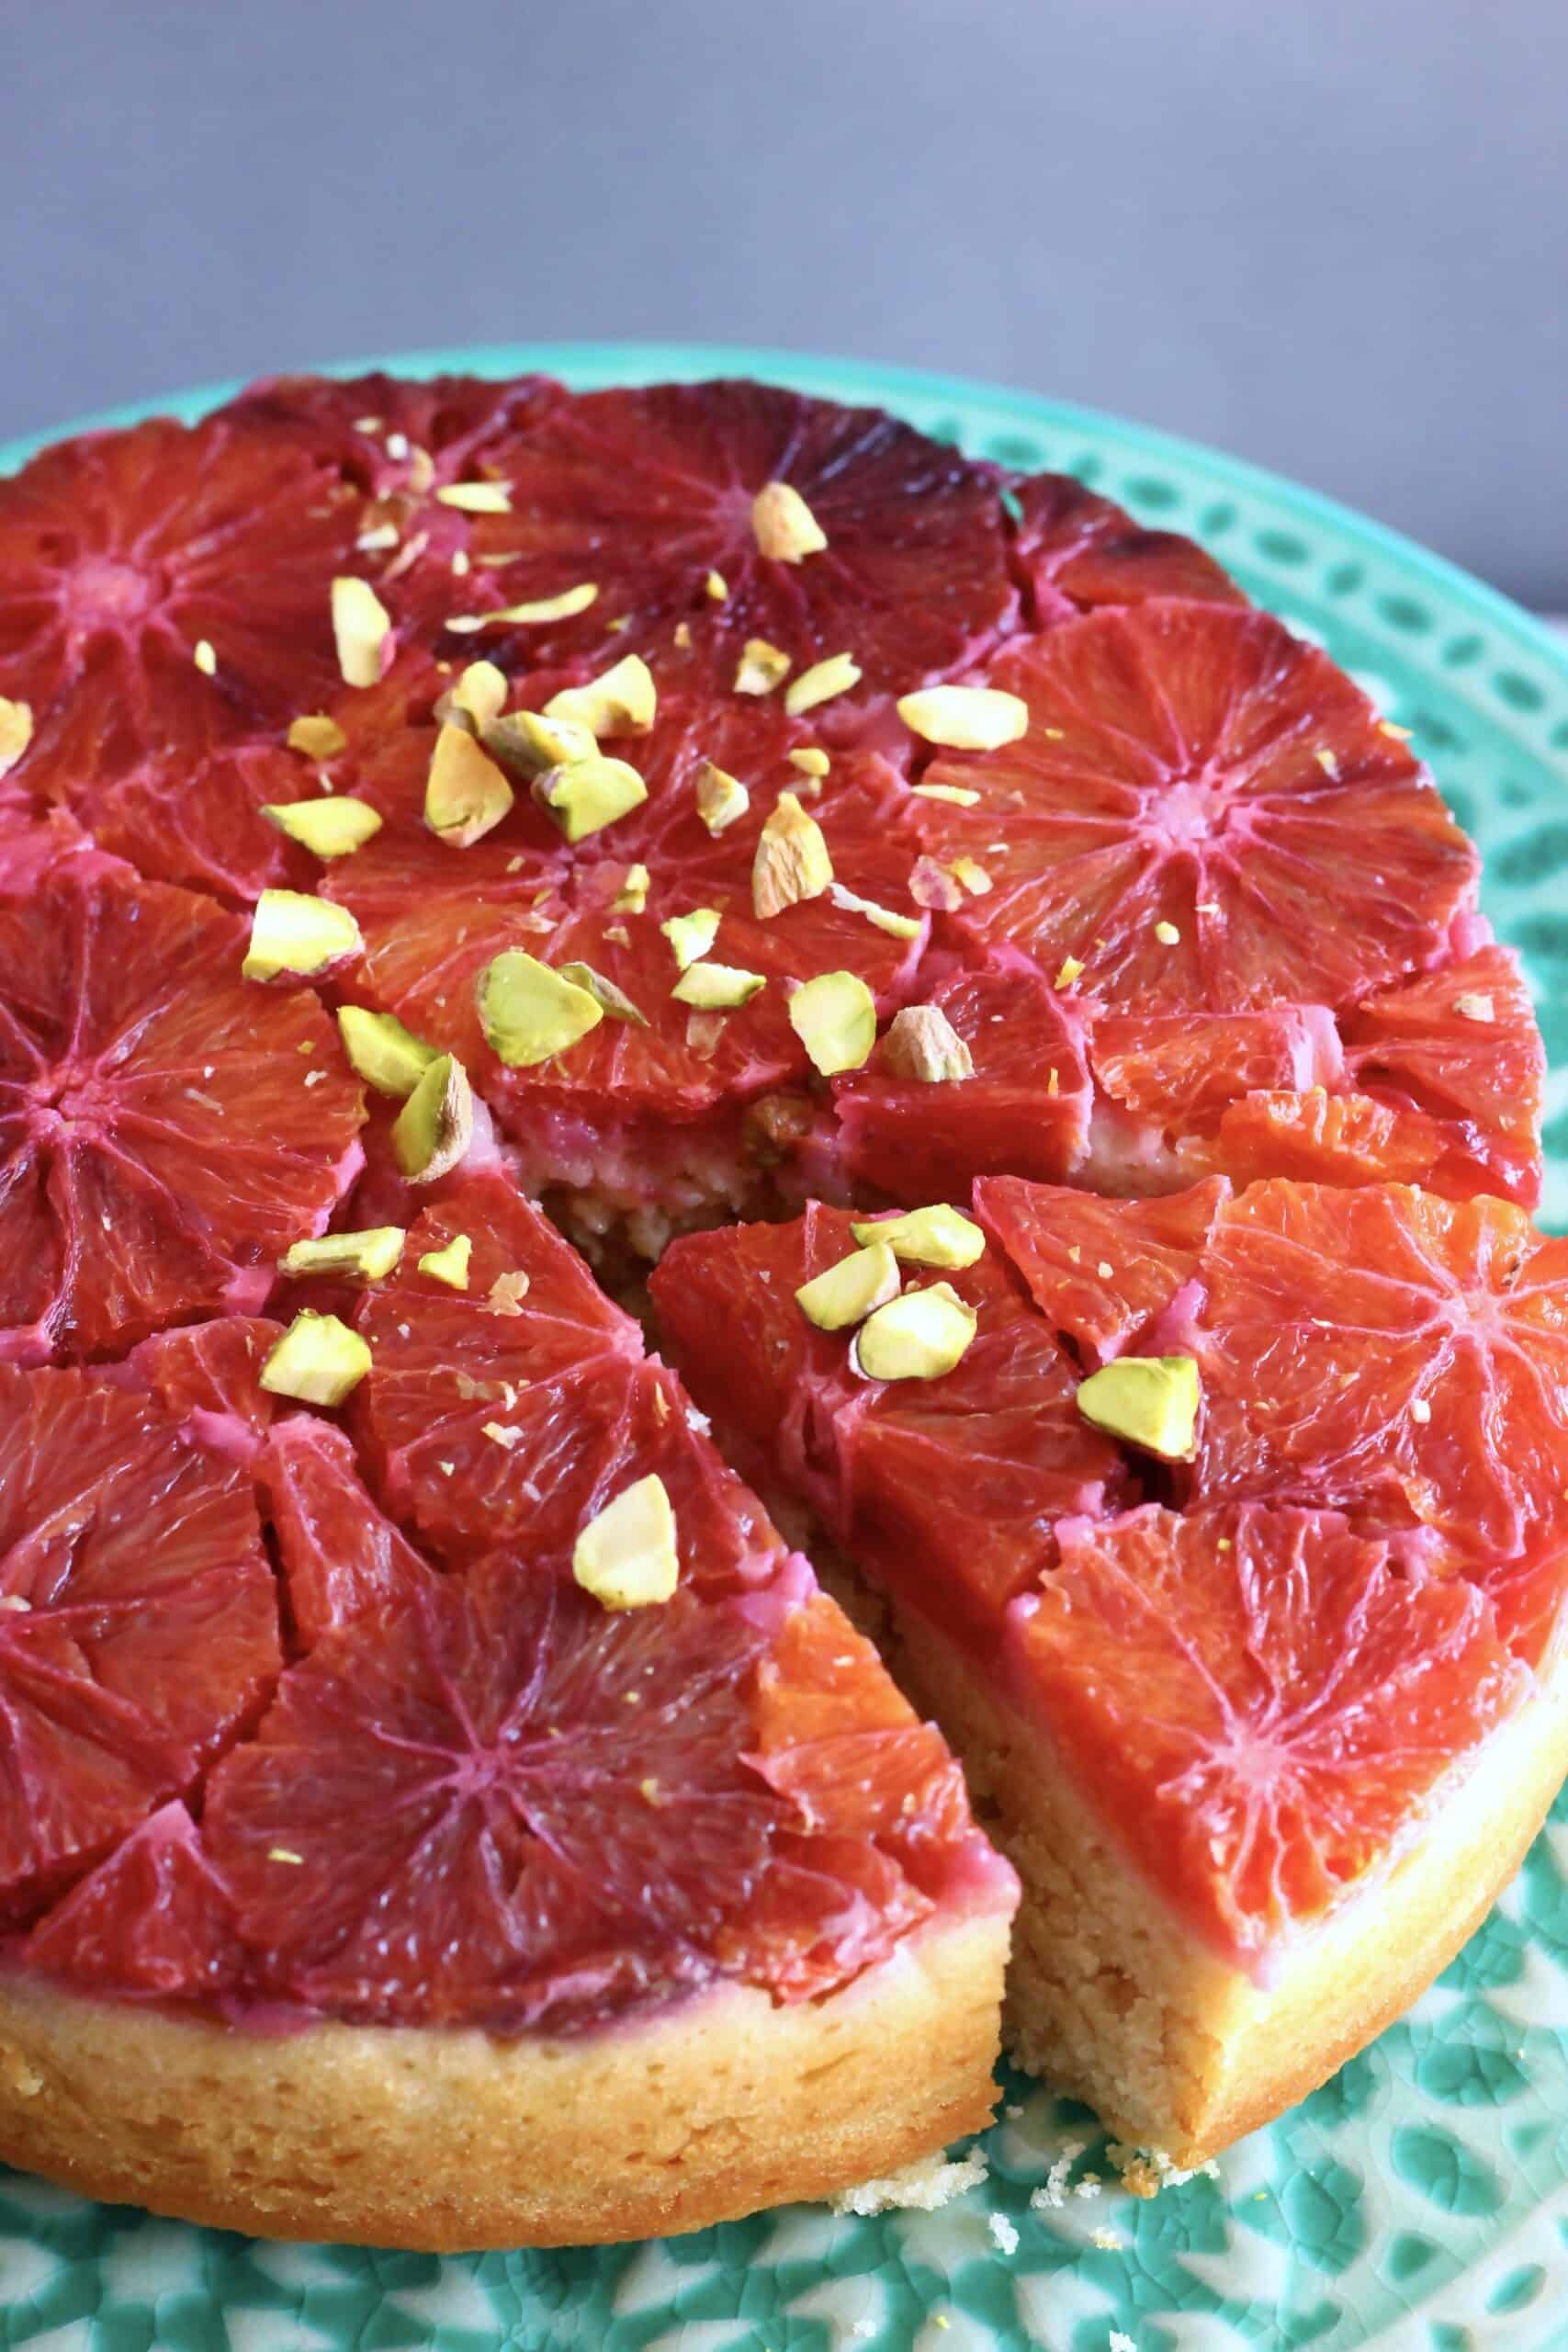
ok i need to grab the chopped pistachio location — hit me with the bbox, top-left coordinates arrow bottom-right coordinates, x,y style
614,862 -> 650,913
435,659 -> 508,732
897,685 -> 1029,750
754,791 -> 833,917
671,962 -> 766,1009
337,1006 -> 438,1097
1076,1355 -> 1200,1461
694,759 -> 750,834
853,1204 -> 986,1269
1154,919 -> 1181,945
532,754 -> 648,843
193,638 -> 218,676
261,797 -> 383,859
880,1004 -> 974,1082
785,651 -> 862,718
734,638 -> 791,695
911,782 -> 981,807
287,713 -> 347,760
482,708 -> 597,778
544,654 -> 657,738
573,1474 -> 680,1610
477,951 -> 604,1066
331,577 -> 393,688
434,480 -> 512,513
1314,746 -> 1340,778
851,1283 -> 977,1382
828,881 -> 922,941
423,723 -> 515,847
557,961 -> 649,1025
418,1232 -> 473,1289
488,1270 -> 531,1314
660,907 -> 722,969
1454,991 -> 1496,1023
751,480 -> 829,561
260,1311 -> 371,1407
951,856 -> 992,896
392,1053 -> 474,1182
243,891 -> 363,982
788,748 -> 830,777
1055,956 -> 1086,989
705,569 -> 728,601
0,698 -> 34,776
280,1227 -> 406,1283
788,970 -> 877,1075
795,1240 -> 900,1330
447,583 -> 598,629
482,1419 -> 523,1449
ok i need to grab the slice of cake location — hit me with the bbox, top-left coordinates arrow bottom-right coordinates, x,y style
650,1178 -> 1568,2163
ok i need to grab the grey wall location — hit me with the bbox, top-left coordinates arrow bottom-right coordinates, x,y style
3,0 -> 1565,605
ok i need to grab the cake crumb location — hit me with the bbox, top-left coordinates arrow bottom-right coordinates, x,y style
1029,2137 -> 1085,2210
1109,2142 -> 1220,2198
1109,2333 -> 1137,2352
987,2211 -> 1019,2256
829,2147 -> 987,2216
1090,2227 -> 1123,2251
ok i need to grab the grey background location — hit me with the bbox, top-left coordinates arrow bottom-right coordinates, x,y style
2,0 -> 1564,604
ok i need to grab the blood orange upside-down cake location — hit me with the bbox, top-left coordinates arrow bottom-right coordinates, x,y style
0,366 -> 1560,2245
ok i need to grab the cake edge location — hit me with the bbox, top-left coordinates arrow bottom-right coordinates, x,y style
0,1903 -> 1009,2250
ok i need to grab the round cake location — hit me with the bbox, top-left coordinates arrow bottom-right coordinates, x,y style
0,366 -> 1559,2248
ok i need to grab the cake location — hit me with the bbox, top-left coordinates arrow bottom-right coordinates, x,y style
0,363 -> 1557,2245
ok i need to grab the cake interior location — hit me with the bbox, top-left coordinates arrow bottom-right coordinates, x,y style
823,1550 -> 1568,2167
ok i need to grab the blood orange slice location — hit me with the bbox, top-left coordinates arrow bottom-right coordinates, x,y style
1087,1003 -> 1342,1137
739,1593 -> 978,1996
0,1361 -> 277,1924
23,1800 -> 240,2001
975,1172 -> 1230,1363
264,1415 -> 434,1648
1212,944 -> 1545,1207
834,963 -> 1091,1204
355,1174 -> 787,1592
1012,1502 -> 1525,1956
1009,472 -> 1247,622
435,380 -> 1017,691
102,1316 -> 281,1477
652,1202 -> 1124,1639
908,603 -> 1477,1015
0,861 -> 363,1361
1187,1182 -> 1568,1622
190,1538 -> 993,2030
0,415 -> 375,897
215,369 -> 567,638
216,370 -> 564,500
199,1560 -> 784,2030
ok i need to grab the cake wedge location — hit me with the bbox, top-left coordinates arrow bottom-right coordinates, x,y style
650,1178 -> 1568,2164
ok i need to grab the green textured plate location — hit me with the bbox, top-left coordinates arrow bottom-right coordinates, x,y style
4,344 -> 1568,2352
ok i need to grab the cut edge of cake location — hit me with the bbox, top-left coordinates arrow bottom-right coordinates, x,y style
874,1579 -> 1568,2166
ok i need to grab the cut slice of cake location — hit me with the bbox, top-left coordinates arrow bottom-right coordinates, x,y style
650,1179 -> 1568,2165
